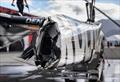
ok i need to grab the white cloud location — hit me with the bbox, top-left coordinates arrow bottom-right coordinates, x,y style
0,0 -> 11,3
95,3 -> 120,20
32,1 -> 86,20
31,0 -> 120,22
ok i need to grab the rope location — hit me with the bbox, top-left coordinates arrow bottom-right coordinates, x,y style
84,0 -> 120,28
0,32 -> 34,36
94,7 -> 120,28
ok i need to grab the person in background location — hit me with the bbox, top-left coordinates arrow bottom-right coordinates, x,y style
11,0 -> 28,16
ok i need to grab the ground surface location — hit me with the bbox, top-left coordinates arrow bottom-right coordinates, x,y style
0,47 -> 120,82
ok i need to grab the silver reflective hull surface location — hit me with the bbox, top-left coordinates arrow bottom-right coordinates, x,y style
51,15 -> 104,66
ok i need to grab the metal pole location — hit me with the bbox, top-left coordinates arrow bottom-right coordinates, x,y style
84,0 -> 120,28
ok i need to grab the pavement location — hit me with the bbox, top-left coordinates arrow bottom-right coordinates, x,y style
104,47 -> 120,59
0,47 -> 120,82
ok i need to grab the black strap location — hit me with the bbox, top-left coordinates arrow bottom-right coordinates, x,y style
71,36 -> 75,64
65,46 -> 68,66
90,0 -> 95,22
86,3 -> 90,22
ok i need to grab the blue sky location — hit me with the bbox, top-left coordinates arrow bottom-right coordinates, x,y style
0,0 -> 119,17
0,0 -> 119,21
97,0 -> 120,5
0,0 -> 50,11
0,0 -> 119,10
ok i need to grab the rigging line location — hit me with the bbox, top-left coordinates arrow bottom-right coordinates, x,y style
11,58 -> 42,81
29,5 -> 37,10
13,58 -> 35,66
0,35 -> 29,36
0,34 -> 35,49
94,7 -> 120,28
19,69 -> 42,81
0,32 -> 35,36
28,5 -> 42,13
84,0 -> 120,28
102,46 -> 111,67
